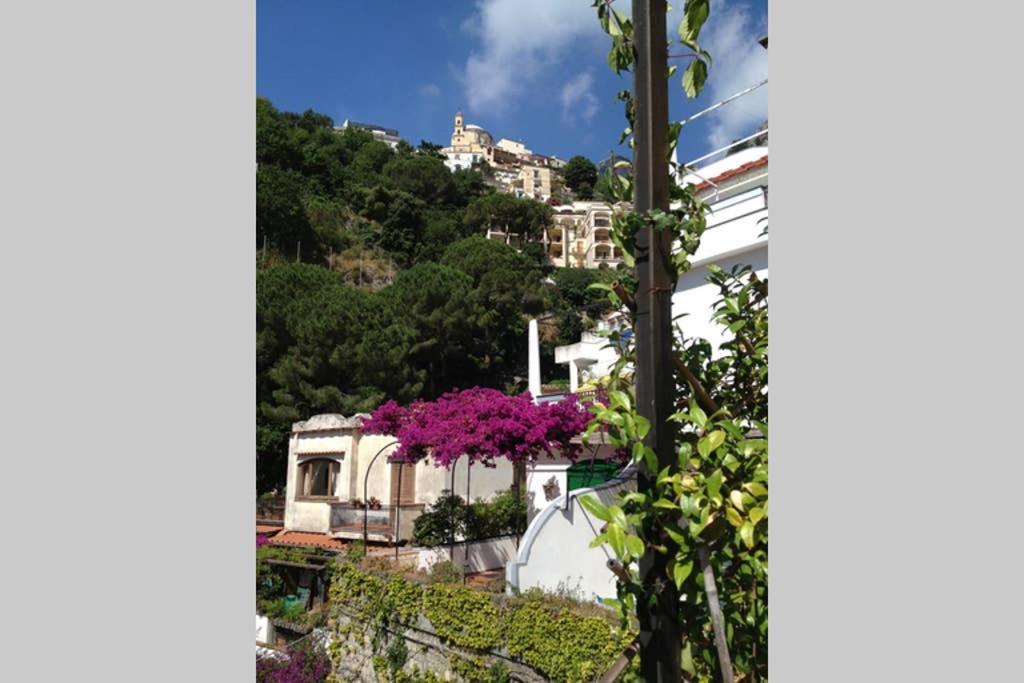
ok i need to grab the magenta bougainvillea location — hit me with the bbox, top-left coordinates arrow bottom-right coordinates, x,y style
256,638 -> 331,683
362,387 -> 596,468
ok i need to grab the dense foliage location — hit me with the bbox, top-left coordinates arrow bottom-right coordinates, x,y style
328,560 -> 630,682
411,488 -> 527,547
562,155 -> 599,199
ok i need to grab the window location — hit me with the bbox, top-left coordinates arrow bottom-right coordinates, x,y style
298,458 -> 340,498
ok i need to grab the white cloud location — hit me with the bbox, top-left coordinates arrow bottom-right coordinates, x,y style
419,83 -> 441,98
560,72 -> 599,125
697,2 -> 768,150
461,0 -> 601,114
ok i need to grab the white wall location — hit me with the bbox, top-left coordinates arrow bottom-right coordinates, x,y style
525,461 -> 570,521
416,535 -> 519,574
671,184 -> 767,357
416,457 -> 515,507
256,615 -> 275,645
508,468 -> 636,602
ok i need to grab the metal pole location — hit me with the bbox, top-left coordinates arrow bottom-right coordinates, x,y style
465,460 -> 472,576
449,459 -> 457,562
363,441 -> 399,548
296,240 -> 301,262
394,462 -> 403,559
633,1 -> 681,681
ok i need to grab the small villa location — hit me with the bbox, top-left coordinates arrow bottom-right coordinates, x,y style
283,413 -> 515,544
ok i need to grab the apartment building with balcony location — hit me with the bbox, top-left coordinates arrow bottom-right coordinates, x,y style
543,201 -> 624,269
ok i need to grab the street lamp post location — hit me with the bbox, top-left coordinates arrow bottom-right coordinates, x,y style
363,441 -> 399,548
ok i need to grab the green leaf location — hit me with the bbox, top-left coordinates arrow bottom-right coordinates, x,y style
609,390 -> 631,410
706,469 -> 723,499
722,453 -> 740,472
624,534 -> 645,558
634,414 -> 651,440
607,523 -> 626,557
682,58 -> 708,99
682,642 -> 696,676
744,482 -> 768,497
579,495 -> 612,522
664,525 -> 688,548
653,498 -> 679,510
673,559 -> 694,588
690,402 -> 708,429
740,521 -> 755,549
749,507 -> 765,525
730,490 -> 745,511
608,505 -> 628,528
678,0 -> 710,45
706,430 -> 726,454
726,506 -> 743,528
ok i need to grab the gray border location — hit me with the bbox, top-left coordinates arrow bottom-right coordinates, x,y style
0,1 -> 254,680
773,1 -> 1024,680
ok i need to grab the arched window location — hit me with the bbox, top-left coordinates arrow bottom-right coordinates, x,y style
297,458 -> 340,499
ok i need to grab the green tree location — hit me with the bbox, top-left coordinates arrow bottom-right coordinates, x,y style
377,263 -> 478,398
451,169 -> 489,206
256,164 -> 318,261
562,155 -> 598,199
462,193 -> 553,242
257,97 -> 303,170
257,263 -> 384,490
418,140 -> 446,158
383,154 -> 456,206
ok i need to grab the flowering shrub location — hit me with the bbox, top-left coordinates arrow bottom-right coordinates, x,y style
257,533 -> 271,549
362,387 -> 593,467
256,637 -> 331,683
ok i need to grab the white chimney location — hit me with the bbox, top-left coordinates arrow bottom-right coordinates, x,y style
528,318 -> 541,400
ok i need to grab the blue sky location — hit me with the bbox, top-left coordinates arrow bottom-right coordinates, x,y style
257,0 -> 767,165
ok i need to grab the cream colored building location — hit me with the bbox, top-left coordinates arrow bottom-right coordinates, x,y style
543,201 -> 624,269
518,164 -> 552,201
441,111 -> 557,201
284,413 -> 515,543
496,138 -> 531,156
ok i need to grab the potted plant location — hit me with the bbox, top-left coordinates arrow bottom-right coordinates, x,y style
368,496 -> 382,510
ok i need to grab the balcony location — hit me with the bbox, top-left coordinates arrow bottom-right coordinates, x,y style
594,228 -> 611,243
329,501 -> 425,543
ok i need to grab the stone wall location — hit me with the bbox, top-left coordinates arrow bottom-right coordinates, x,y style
330,610 -> 546,682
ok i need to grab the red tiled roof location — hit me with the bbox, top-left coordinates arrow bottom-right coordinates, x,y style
694,155 -> 768,192
256,524 -> 283,535
269,530 -> 348,551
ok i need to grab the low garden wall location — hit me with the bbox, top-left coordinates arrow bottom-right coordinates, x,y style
414,534 -> 519,574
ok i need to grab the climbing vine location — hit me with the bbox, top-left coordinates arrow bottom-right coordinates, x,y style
327,561 -> 633,682
580,1 -> 769,681
422,583 -> 502,650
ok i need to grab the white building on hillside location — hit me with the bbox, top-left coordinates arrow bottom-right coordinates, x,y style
336,120 -> 402,149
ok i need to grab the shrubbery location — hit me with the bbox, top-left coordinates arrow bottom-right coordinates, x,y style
411,488 -> 526,547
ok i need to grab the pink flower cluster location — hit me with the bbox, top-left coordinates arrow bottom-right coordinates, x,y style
362,387 -> 593,468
